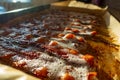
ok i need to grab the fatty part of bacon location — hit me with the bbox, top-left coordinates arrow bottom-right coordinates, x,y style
33,67 -> 48,78
82,54 -> 94,66
88,72 -> 97,80
61,73 -> 75,80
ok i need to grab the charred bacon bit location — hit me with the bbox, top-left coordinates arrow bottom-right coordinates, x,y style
91,31 -> 97,36
61,73 -> 75,80
65,27 -> 71,30
63,33 -> 76,39
77,37 -> 84,42
58,33 -> 65,38
69,49 -> 79,55
88,72 -> 97,80
82,54 -> 94,66
49,41 -> 58,46
34,67 -> 48,78
25,34 -> 33,40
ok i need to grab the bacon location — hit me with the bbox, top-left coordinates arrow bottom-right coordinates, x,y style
77,37 -> 85,42
61,73 -> 75,80
65,27 -> 72,30
25,34 -> 33,40
33,67 -> 48,78
88,72 -> 97,80
71,28 -> 79,33
69,49 -> 79,55
0,46 -> 16,60
20,51 -> 40,59
82,54 -> 94,66
44,45 -> 67,56
35,37 -> 47,43
0,9 -> 102,80
49,41 -> 58,46
63,33 -> 76,39
12,61 -> 27,68
58,33 -> 65,38
71,22 -> 81,26
91,31 -> 97,36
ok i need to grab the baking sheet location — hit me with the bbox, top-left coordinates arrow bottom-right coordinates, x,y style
0,1 -> 120,80
0,4 -> 50,24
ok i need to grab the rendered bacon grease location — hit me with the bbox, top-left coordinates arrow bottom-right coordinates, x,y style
0,9 -> 99,80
